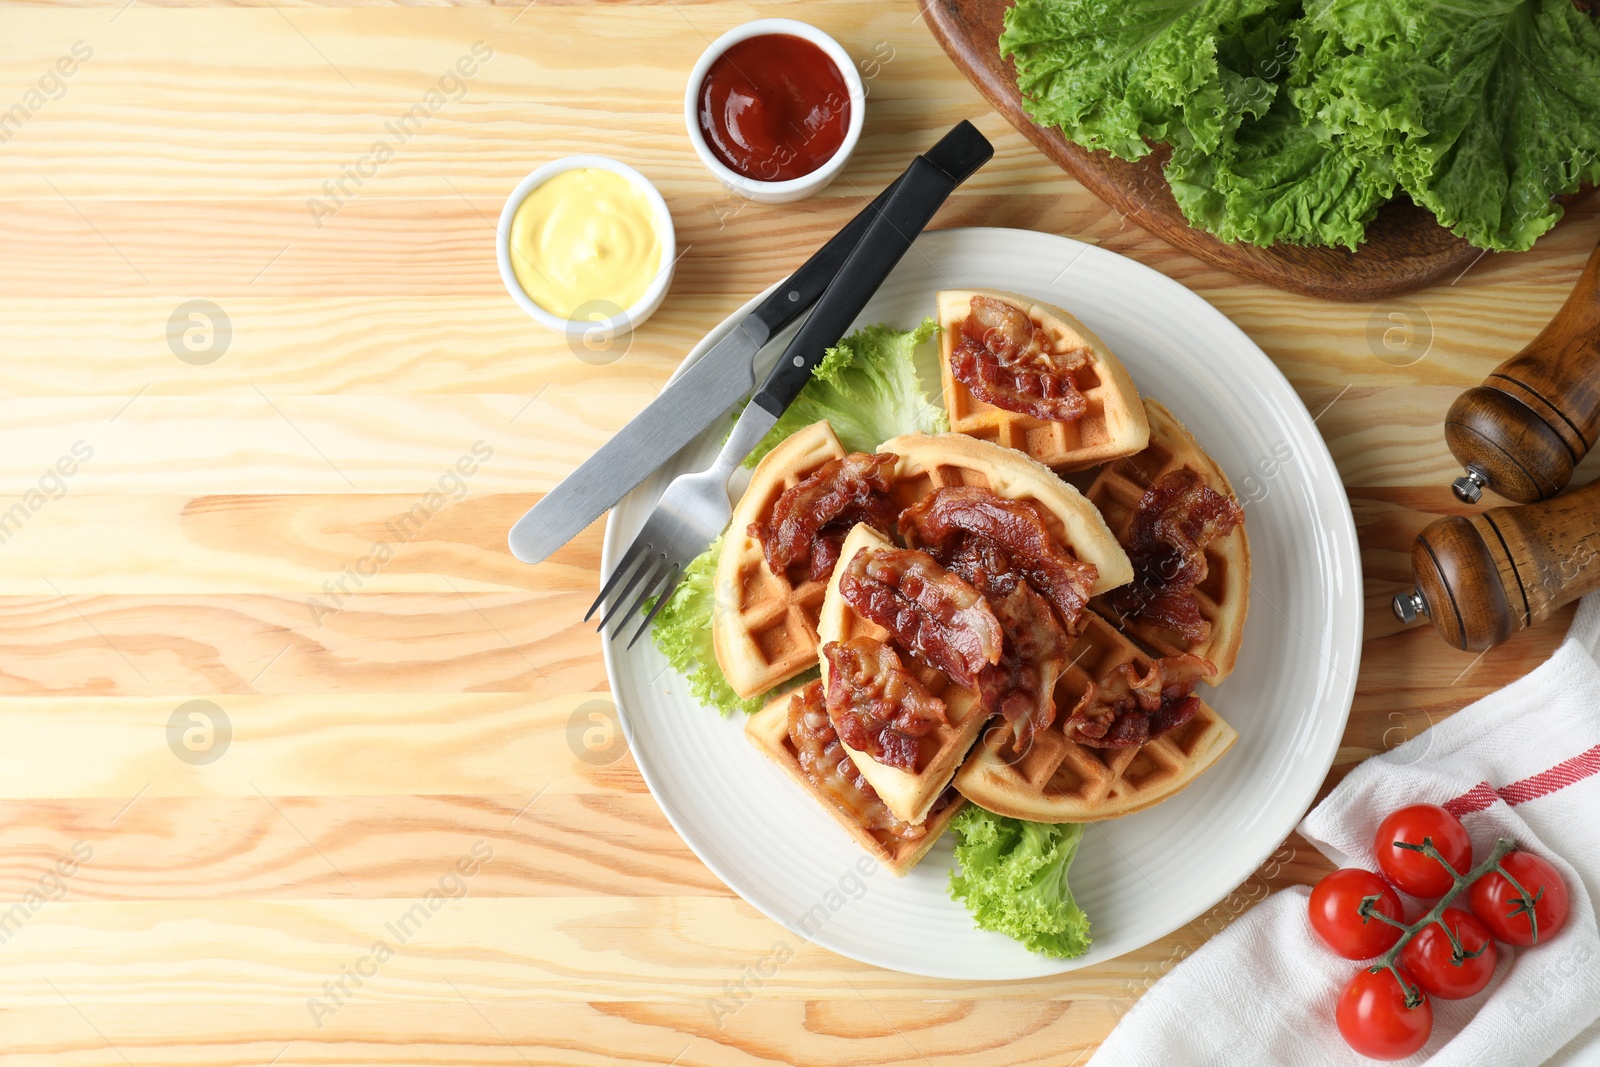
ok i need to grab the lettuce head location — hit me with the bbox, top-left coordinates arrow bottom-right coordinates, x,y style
1000,0 -> 1600,252
1297,0 -> 1600,251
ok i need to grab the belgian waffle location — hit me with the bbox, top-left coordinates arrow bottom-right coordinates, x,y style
816,523 -> 990,826
937,288 -> 1149,472
953,609 -> 1237,822
714,423 -> 1134,702
877,431 -> 1133,596
1083,399 -> 1251,682
712,421 -> 846,700
745,687 -> 966,877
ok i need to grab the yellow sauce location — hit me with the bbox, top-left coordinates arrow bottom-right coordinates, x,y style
508,168 -> 663,319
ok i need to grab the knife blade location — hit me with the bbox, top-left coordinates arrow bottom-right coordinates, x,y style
506,175 -> 905,565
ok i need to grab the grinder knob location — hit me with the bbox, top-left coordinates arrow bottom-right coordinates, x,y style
1445,238 -> 1600,504
1392,589 -> 1428,625
1450,465 -> 1490,505
1393,478 -> 1600,651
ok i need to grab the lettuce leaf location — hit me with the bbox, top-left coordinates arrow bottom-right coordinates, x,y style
744,317 -> 944,468
999,0 -> 1294,161
648,534 -> 765,716
1299,0 -> 1600,251
650,318 -> 944,715
1000,0 -> 1600,252
949,805 -> 1092,959
1166,96 -> 1394,250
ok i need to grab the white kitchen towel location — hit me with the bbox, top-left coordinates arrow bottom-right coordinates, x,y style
1089,593 -> 1600,1067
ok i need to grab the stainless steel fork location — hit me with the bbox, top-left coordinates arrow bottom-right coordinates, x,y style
586,120 -> 995,648
584,402 -> 777,648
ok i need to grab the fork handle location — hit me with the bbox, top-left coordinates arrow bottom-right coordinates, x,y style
750,120 -> 993,418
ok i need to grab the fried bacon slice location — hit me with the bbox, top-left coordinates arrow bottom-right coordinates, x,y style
950,296 -> 1090,422
1108,468 -> 1243,644
900,485 -> 1098,633
838,546 -> 1003,690
787,681 -> 924,839
752,452 -> 899,583
1062,654 -> 1213,748
822,637 -> 948,771
936,535 -> 1071,753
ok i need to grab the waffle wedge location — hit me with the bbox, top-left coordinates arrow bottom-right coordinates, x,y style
938,289 -> 1149,471
878,431 -> 1134,596
817,524 -> 988,826
954,609 -> 1237,822
1084,399 -> 1251,682
713,421 -> 846,700
746,687 -> 965,876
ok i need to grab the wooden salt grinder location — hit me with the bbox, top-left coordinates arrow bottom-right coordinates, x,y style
1392,478 -> 1600,651
1446,239 -> 1600,504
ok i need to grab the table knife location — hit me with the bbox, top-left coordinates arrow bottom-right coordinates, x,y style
506,121 -> 990,566
505,177 -> 903,565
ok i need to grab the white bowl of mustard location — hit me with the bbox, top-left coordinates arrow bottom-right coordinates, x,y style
497,155 -> 675,337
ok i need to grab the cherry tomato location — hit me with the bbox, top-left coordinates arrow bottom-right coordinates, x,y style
1310,868 -> 1406,959
1398,907 -> 1497,999
1336,967 -> 1433,1061
1470,851 -> 1569,947
1375,805 -> 1472,898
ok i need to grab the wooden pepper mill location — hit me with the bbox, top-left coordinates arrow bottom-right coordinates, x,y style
1393,478 -> 1600,651
1446,238 -> 1600,504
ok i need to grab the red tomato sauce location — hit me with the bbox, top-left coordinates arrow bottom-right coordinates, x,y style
696,34 -> 851,182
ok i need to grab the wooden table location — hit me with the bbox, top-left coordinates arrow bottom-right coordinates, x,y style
1,1 -> 1595,1062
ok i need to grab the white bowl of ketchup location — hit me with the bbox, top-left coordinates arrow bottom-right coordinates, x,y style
684,18 -> 865,204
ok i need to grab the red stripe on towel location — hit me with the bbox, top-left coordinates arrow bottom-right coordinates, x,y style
1443,743 -> 1600,816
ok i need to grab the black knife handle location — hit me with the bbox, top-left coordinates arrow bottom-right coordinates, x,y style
740,176 -> 903,347
750,120 -> 993,418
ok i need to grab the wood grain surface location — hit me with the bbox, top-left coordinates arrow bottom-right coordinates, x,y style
0,1 -> 1597,1064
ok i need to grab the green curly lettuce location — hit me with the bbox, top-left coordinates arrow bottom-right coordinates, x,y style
744,317 -> 944,468
650,318 -> 944,715
648,534 -> 764,716
1000,0 -> 1600,252
1296,0 -> 1600,251
949,805 -> 1092,959
1000,0 -> 1296,160
1166,95 -> 1395,250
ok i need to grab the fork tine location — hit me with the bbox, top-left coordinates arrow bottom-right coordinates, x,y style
598,550 -> 664,634
585,540 -> 650,623
625,563 -> 683,649
608,554 -> 672,640
593,546 -> 657,631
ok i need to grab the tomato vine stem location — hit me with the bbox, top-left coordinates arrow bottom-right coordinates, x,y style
1358,836 -> 1520,1010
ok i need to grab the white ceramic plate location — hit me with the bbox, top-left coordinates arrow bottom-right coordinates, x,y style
601,228 -> 1361,979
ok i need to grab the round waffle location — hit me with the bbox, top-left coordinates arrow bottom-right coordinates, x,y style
937,288 -> 1149,472
877,430 -> 1133,595
745,686 -> 966,877
812,436 -> 1134,825
815,523 -> 989,826
1083,398 -> 1251,682
953,608 -> 1238,822
714,423 -> 1135,702
712,421 -> 847,701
